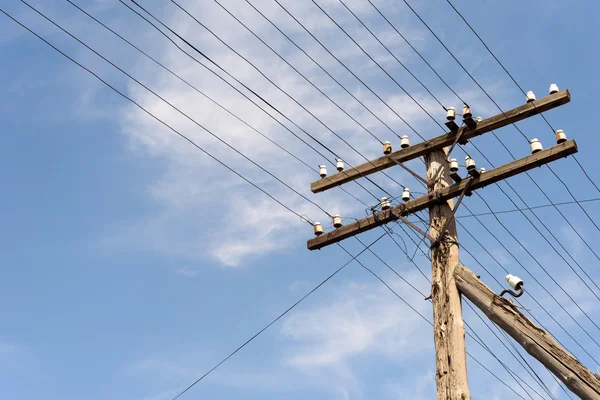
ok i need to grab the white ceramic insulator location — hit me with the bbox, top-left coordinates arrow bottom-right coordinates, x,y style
465,156 -> 476,171
462,105 -> 472,119
549,83 -> 559,95
383,141 -> 392,155
314,222 -> 323,236
319,165 -> 327,178
446,107 -> 456,121
506,274 -> 523,290
400,135 -> 410,148
475,116 -> 483,123
450,158 -> 459,173
381,197 -> 391,210
333,215 -> 342,228
480,168 -> 486,173
555,129 -> 567,144
336,159 -> 344,172
526,91 -> 536,103
530,138 -> 543,154
402,188 -> 410,202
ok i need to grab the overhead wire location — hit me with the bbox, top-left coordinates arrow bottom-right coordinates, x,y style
475,191 -> 600,351
337,0 -> 447,111
311,0 -> 446,137
366,0 -> 468,106
457,202 -> 600,366
405,220 -> 576,399
20,0 -> 334,221
316,0 -> 600,317
269,0 -> 433,145
0,12 -> 417,400
0,4 -> 323,228
153,0 -> 409,194
3,5 -> 568,399
386,0 -> 600,289
464,300 -> 557,400
243,0 -> 402,141
455,197 -> 600,219
336,245 -> 534,400
65,0 -> 374,224
117,0 -> 405,209
210,0 -> 385,146
375,223 -> 548,399
367,0 -> 600,330
444,0 -> 600,196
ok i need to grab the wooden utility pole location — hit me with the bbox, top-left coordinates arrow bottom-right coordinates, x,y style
455,265 -> 600,400
305,89 -> 600,399
427,148 -> 470,399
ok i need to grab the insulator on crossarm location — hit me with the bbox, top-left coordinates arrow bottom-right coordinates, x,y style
549,83 -> 559,95
401,135 -> 410,149
479,168 -> 486,174
333,214 -> 343,228
465,155 -> 476,172
319,165 -> 327,178
530,138 -> 543,154
526,91 -> 536,103
475,116 -> 483,123
446,106 -> 456,121
450,158 -> 459,173
381,197 -> 391,210
402,187 -> 410,202
462,105 -> 472,119
555,129 -> 567,144
336,159 -> 344,172
383,141 -> 392,155
313,222 -> 323,236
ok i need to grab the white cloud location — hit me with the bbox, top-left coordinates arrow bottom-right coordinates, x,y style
58,0 -> 500,268
280,271 -> 432,394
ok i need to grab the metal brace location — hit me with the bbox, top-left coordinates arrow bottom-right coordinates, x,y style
391,207 -> 435,243
386,156 -> 428,186
446,126 -> 467,162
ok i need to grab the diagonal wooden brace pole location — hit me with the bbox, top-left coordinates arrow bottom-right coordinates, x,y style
455,265 -> 600,399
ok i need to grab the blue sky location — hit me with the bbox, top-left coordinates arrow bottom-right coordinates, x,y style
1,0 -> 599,399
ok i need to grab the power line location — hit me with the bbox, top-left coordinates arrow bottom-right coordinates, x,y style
270,0 -> 432,145
366,0 -> 467,106
65,0 -> 375,224
455,197 -> 600,218
337,0 -> 447,111
0,4 -> 320,227
394,0 -> 600,269
21,0 -> 334,221
210,0 -> 385,145
336,245 -> 532,400
311,0 -> 445,137
124,0 -> 411,204
243,0 -> 402,141
158,0 -> 409,193
457,202 -> 600,366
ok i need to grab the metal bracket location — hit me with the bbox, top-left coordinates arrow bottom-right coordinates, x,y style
500,285 -> 524,299
430,178 -> 473,248
386,156 -> 428,186
391,208 -> 435,243
446,126 -> 467,162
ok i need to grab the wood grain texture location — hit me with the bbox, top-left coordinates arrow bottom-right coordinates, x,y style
310,90 -> 570,193
427,149 -> 471,400
307,140 -> 577,250
455,265 -> 600,400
